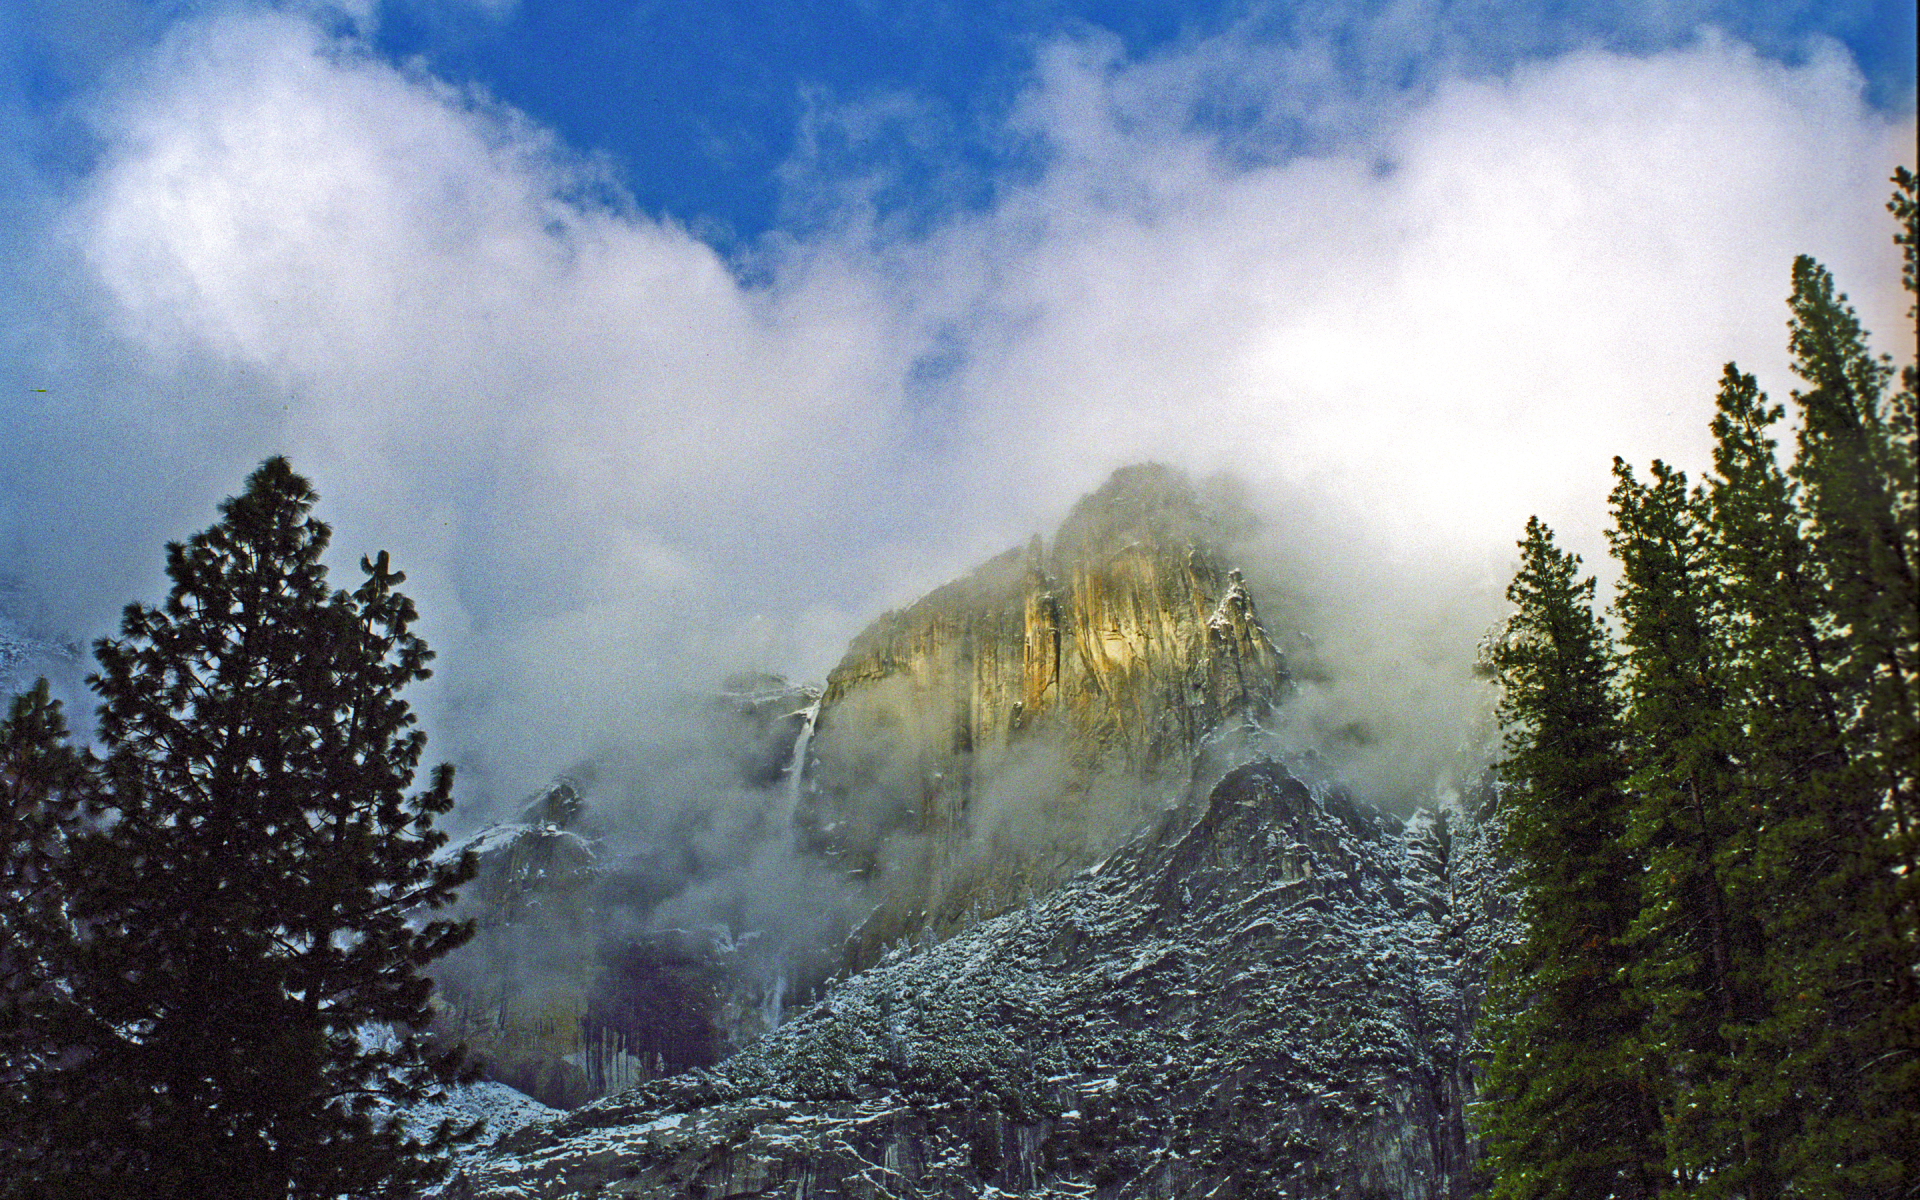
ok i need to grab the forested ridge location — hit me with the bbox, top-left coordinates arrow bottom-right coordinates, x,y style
1476,170 -> 1919,1198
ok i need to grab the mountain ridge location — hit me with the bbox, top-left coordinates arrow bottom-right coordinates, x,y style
443,761 -> 1499,1198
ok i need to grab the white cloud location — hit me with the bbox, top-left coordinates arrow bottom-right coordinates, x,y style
1,7 -> 1910,807
905,30 -> 1909,557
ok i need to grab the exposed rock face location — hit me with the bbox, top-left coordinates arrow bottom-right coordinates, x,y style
433,815 -> 791,1110
444,762 -> 1496,1198
433,467 -> 1290,1104
704,672 -> 821,792
802,464 -> 1289,959
432,673 -> 825,1109
576,926 -> 793,1101
432,781 -> 605,1109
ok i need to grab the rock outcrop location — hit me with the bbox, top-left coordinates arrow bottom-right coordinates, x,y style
800,464 -> 1290,959
704,672 -> 821,792
443,761 -> 1498,1198
431,673 -> 825,1109
431,781 -> 606,1109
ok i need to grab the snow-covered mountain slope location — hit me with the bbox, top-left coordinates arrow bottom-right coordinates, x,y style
441,761 -> 1501,1199
400,1081 -> 563,1170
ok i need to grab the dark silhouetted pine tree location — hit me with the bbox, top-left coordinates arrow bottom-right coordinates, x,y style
11,458 -> 477,1199
0,682 -> 111,1198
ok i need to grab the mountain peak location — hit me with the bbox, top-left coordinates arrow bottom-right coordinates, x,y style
1050,461 -> 1212,562
798,464 -> 1290,966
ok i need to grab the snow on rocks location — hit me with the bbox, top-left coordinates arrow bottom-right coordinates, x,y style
442,762 -> 1500,1199
404,1081 -> 563,1167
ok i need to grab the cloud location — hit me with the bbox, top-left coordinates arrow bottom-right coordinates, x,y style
902,30 -> 1909,550
17,9 -> 928,793
0,4 -> 1910,817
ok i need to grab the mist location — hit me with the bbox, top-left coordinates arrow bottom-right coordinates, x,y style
0,3 -> 1911,843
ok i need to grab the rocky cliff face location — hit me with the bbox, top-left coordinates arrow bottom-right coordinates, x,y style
428,467 -> 1295,1110
431,671 -> 823,1110
801,464 -> 1289,959
431,780 -> 807,1110
443,761 -> 1500,1199
430,781 -> 606,1109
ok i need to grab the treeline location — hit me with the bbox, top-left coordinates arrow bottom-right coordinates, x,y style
0,459 -> 476,1199
1476,170 -> 1918,1197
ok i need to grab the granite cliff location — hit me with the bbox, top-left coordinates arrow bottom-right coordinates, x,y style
430,674 -> 823,1109
800,464 -> 1291,961
427,465 -> 1449,1128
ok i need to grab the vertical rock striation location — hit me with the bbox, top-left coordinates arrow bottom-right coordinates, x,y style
801,464 -> 1289,958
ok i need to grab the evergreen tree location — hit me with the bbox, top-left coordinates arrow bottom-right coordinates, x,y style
1747,230 -> 1918,1200
22,458 -> 477,1199
1608,177 -> 1918,1194
0,683 -> 107,1197
1604,458 -> 1770,1198
1784,251 -> 1918,882
1472,169 -> 1920,1200
1474,517 -> 1663,1200
1696,235 -> 1917,1194
1889,167 -> 1920,543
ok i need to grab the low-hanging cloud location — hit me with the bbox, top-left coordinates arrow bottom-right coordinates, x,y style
0,4 -> 1910,822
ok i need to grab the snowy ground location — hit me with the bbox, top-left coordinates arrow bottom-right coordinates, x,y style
401,1080 -> 562,1167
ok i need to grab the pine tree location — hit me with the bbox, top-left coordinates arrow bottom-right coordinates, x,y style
1475,169 -> 1920,1200
1741,233 -> 1918,1198
1883,158 -> 1920,956
1889,168 -> 1920,544
1784,252 -> 1918,878
1675,252 -> 1915,1191
34,457 -> 477,1198
0,684 -> 89,1075
1474,517 -> 1663,1200
1604,457 -> 1770,1198
0,683 -> 107,1197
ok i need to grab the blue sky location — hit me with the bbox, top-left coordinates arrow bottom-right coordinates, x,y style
372,0 -> 1912,246
8,1 -> 1913,244
0,0 -> 1914,804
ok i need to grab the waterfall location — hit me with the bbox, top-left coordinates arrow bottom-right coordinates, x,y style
763,968 -> 787,1038
763,693 -> 821,1036
779,693 -> 823,845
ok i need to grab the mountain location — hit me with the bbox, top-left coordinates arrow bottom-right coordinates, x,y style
801,463 -> 1290,964
419,461 -> 1503,1183
441,762 -> 1504,1198
427,464 -> 1298,1110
